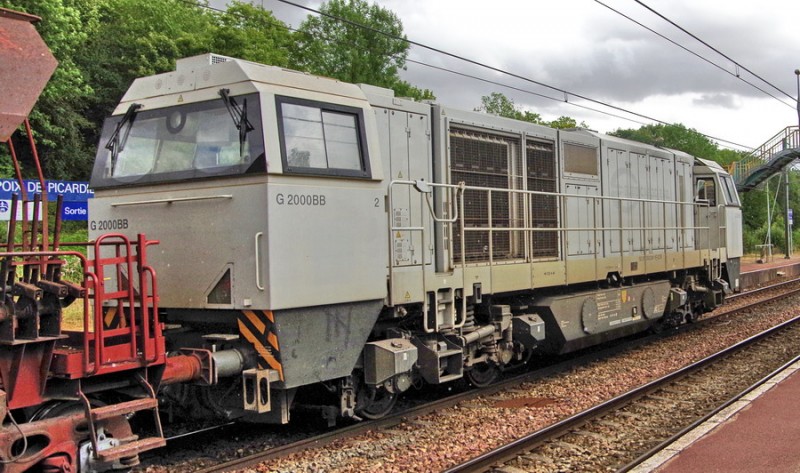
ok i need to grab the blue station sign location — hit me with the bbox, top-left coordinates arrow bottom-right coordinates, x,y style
0,179 -> 92,221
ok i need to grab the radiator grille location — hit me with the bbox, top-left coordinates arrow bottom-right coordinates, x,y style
450,128 -> 523,263
527,139 -> 559,258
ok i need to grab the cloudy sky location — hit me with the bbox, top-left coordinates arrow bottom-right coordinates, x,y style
223,0 -> 800,150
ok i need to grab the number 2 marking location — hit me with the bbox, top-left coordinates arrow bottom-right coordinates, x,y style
374,197 -> 380,207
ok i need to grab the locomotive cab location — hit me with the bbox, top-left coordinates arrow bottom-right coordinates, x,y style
692,157 -> 743,292
89,54 -> 392,423
90,54 -> 388,313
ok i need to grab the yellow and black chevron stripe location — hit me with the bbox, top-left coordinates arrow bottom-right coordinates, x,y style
103,306 -> 128,329
237,310 -> 284,381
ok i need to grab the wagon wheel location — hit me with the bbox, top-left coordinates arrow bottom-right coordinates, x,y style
355,385 -> 398,420
466,362 -> 500,388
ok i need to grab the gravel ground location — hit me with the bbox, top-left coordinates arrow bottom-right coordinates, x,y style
243,291 -> 800,473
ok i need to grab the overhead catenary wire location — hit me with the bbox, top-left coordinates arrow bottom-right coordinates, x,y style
177,0 -> 754,150
593,0 -> 796,110
405,58 -> 652,128
272,0 -> 755,149
633,0 -> 796,102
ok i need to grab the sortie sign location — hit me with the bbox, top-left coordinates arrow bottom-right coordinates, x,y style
0,179 -> 93,221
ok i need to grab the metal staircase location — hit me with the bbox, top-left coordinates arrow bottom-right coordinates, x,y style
729,126 -> 800,192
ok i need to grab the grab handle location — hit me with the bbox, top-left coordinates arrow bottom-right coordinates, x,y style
255,232 -> 264,291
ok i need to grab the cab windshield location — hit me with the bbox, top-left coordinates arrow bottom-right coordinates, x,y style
90,92 -> 265,189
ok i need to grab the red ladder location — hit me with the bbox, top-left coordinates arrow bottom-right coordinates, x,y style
83,233 -> 164,376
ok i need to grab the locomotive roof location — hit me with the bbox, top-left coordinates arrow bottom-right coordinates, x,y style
117,53 -> 369,111
572,129 -> 672,155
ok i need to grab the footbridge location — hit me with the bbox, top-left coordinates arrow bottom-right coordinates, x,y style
730,126 -> 800,192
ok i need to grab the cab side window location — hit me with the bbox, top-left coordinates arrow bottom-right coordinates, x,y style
695,178 -> 716,206
276,96 -> 371,178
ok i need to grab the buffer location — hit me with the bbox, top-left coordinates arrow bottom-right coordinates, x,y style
730,126 -> 800,192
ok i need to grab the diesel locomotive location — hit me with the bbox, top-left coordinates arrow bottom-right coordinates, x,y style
0,44 -> 744,472
87,54 -> 742,423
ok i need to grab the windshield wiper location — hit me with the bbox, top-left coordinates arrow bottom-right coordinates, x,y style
219,88 -> 254,156
104,103 -> 142,173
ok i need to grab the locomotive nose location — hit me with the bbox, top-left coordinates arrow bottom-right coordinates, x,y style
0,8 -> 58,141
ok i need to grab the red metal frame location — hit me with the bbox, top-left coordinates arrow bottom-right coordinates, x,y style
1,234 -> 165,382
49,234 -> 165,379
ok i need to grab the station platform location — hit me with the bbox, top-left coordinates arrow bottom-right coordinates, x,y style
739,254 -> 800,289
633,359 -> 800,473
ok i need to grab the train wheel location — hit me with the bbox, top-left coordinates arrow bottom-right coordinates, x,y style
355,386 -> 398,420
686,308 -> 701,323
466,362 -> 500,388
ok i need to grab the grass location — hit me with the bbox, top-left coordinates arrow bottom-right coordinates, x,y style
62,299 -> 91,331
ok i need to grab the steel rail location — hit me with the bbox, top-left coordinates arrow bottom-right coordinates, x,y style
727,274 -> 800,302
442,313 -> 800,473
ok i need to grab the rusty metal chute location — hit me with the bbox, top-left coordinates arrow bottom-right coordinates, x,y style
0,7 -> 58,142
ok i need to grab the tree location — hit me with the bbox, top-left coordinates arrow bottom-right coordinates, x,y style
77,0 -> 217,151
476,92 -> 589,129
211,2 -> 293,68
78,0 -> 298,165
393,80 -> 435,101
610,123 -> 720,161
476,92 -> 543,124
3,0 -> 435,180
292,0 -> 433,101
547,116 -> 589,130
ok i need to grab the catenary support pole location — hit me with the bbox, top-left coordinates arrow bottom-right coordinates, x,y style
785,167 -> 791,258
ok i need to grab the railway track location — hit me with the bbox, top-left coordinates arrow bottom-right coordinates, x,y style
444,314 -> 800,473
725,274 -> 800,302
141,277 -> 800,472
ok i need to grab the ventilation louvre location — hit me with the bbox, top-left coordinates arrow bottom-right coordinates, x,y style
175,54 -> 234,73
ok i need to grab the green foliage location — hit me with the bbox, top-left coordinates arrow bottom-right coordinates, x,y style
740,188 -> 768,232
392,80 -> 436,101
475,92 -> 588,129
211,1 -> 293,67
548,116 -> 590,130
610,123 -> 723,161
292,0 -> 429,99
757,170 -> 800,254
0,155 -> 15,178
476,92 -> 543,124
77,0 -> 217,148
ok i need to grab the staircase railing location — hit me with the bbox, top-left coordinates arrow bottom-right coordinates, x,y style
729,126 -> 800,185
